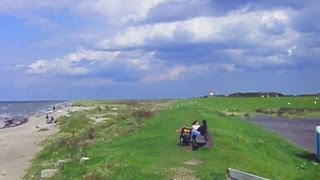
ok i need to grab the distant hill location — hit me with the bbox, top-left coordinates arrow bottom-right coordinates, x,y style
228,92 -> 284,97
201,92 -> 320,98
296,93 -> 320,97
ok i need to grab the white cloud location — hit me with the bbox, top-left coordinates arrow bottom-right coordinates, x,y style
27,47 -> 219,83
27,49 -> 166,80
97,8 -> 302,70
287,45 -> 296,56
12,1 -> 316,85
106,8 -> 295,49
28,59 -> 90,75
27,49 -> 120,75
75,0 -> 170,24
142,65 -> 186,82
142,62 -> 215,82
222,64 -> 243,72
0,0 -> 171,25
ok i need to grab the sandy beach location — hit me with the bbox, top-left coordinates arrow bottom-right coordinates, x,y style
0,106 -> 90,180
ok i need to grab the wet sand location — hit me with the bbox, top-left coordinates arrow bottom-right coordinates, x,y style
248,115 -> 320,154
0,106 -> 91,180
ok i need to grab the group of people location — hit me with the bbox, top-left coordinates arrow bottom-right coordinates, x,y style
45,113 -> 56,124
178,119 -> 207,146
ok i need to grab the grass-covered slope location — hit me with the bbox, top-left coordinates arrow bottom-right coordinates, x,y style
25,97 -> 320,179
199,97 -> 320,118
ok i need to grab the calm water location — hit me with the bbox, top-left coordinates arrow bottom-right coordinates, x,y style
248,114 -> 320,154
0,101 -> 66,119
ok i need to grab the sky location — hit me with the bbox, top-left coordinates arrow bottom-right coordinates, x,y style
0,0 -> 319,100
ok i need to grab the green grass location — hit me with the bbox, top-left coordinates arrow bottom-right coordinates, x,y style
25,97 -> 320,179
194,97 -> 320,119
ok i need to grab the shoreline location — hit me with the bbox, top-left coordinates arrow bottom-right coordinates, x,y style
0,105 -> 90,180
0,101 -> 69,120
0,103 -> 64,129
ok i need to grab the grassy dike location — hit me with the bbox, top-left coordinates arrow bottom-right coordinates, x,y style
25,97 -> 320,179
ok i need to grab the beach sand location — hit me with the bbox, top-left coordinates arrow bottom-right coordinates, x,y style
0,106 -> 91,180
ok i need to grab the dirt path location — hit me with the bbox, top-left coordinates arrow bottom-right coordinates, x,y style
248,115 -> 320,154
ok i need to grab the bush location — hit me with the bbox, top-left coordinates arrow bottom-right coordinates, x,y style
131,109 -> 155,119
94,105 -> 102,112
88,127 -> 95,140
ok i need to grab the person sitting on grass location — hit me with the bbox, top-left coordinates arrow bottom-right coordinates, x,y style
192,120 -> 200,131
190,120 -> 207,139
177,125 -> 191,146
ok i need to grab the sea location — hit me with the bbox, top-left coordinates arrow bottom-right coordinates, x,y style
0,101 -> 68,120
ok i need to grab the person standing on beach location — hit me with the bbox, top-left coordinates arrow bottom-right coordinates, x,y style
46,113 -> 49,123
50,116 -> 55,124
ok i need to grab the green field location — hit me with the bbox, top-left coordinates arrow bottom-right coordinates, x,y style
25,97 -> 320,179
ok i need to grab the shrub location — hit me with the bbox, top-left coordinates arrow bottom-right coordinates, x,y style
88,127 -> 95,140
94,105 -> 102,112
131,109 -> 155,119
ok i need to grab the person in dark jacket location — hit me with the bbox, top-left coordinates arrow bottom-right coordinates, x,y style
178,126 -> 191,146
191,120 -> 207,138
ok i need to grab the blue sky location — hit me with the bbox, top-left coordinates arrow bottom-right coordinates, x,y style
0,0 -> 319,100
